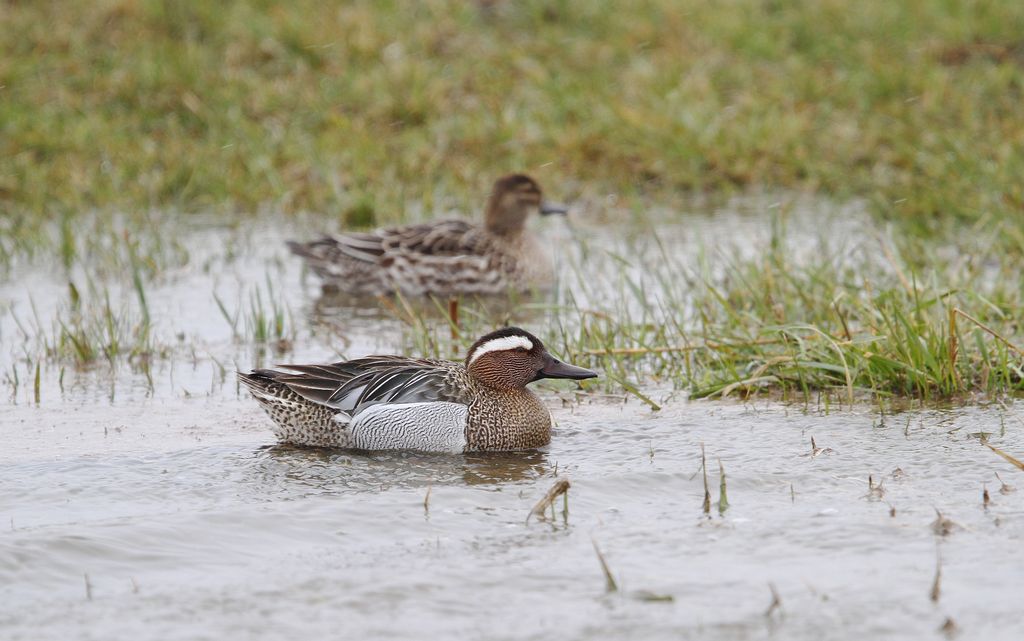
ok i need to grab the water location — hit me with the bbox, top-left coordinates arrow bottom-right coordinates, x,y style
2,198 -> 1022,640
3,398 -> 1022,640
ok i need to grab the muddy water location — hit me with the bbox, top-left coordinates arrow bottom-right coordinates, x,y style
2,199 -> 1023,640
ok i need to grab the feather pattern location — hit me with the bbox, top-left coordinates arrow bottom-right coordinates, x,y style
257,356 -> 465,413
238,326 -> 592,452
287,174 -> 562,296
288,219 -> 546,297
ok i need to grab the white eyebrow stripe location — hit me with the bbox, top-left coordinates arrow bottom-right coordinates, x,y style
468,336 -> 534,364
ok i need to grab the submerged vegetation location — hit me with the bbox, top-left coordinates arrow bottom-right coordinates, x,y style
2,1 -> 1023,402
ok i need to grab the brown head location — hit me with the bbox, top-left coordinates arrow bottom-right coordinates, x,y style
465,327 -> 597,391
483,174 -> 568,237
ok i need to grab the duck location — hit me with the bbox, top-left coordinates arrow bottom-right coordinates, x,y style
238,327 -> 597,452
287,174 -> 568,296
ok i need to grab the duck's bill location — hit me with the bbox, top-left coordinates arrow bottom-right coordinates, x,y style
535,356 -> 598,381
540,201 -> 569,216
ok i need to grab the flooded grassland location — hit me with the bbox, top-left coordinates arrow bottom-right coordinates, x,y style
2,199 -> 1023,641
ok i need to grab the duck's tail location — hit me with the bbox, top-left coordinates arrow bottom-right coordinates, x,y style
238,370 -> 348,446
287,236 -> 375,291
285,239 -> 320,259
237,369 -> 283,401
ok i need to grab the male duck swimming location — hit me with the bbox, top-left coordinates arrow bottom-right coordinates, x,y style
239,327 -> 597,452
287,174 -> 568,296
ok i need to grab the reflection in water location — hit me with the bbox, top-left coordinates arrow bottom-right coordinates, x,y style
309,288 -> 555,349
246,444 -> 550,497
460,451 -> 550,485
4,378 -> 1024,641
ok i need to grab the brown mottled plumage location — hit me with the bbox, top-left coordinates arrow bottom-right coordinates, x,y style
287,175 -> 568,296
238,327 -> 597,452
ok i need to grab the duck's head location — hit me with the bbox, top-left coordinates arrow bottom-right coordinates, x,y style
466,327 -> 597,390
484,174 -> 568,237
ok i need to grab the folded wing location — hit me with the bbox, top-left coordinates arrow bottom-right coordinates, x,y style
253,356 -> 464,415
288,219 -> 488,266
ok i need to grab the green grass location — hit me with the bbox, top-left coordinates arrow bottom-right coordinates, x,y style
8,280 -> 161,370
3,0 -> 1024,254
2,0 -> 1023,401
393,212 -> 1024,403
213,276 -> 295,351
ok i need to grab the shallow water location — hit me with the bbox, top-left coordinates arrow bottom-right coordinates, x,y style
2,198 -> 1022,640
3,398 -> 1023,640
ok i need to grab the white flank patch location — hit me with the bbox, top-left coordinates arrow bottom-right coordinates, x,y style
468,335 -> 533,364
350,402 -> 469,452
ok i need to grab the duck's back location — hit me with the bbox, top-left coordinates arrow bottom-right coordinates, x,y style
288,219 -> 543,296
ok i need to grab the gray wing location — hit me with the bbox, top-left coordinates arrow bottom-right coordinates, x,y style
256,356 -> 464,415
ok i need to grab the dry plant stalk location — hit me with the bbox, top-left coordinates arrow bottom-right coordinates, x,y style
948,306 -> 961,388
995,472 -> 1015,494
447,297 -> 459,340
527,478 -> 570,523
931,509 -> 958,537
930,552 -> 942,602
717,458 -> 729,514
983,442 -> 1024,472
954,308 -> 1024,358
591,539 -> 618,592
701,443 -> 711,515
765,582 -> 782,617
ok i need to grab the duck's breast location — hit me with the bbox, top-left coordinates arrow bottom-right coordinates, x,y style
348,401 -> 469,452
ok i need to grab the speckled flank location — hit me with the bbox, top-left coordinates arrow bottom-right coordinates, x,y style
240,375 -> 350,448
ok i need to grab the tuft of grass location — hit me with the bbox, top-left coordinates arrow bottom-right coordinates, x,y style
386,211 -> 1024,402
2,265 -> 165,372
214,277 -> 295,351
46,283 -> 157,367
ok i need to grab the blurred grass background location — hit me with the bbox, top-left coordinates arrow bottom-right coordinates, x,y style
3,0 -> 1023,240
3,0 -> 1024,400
